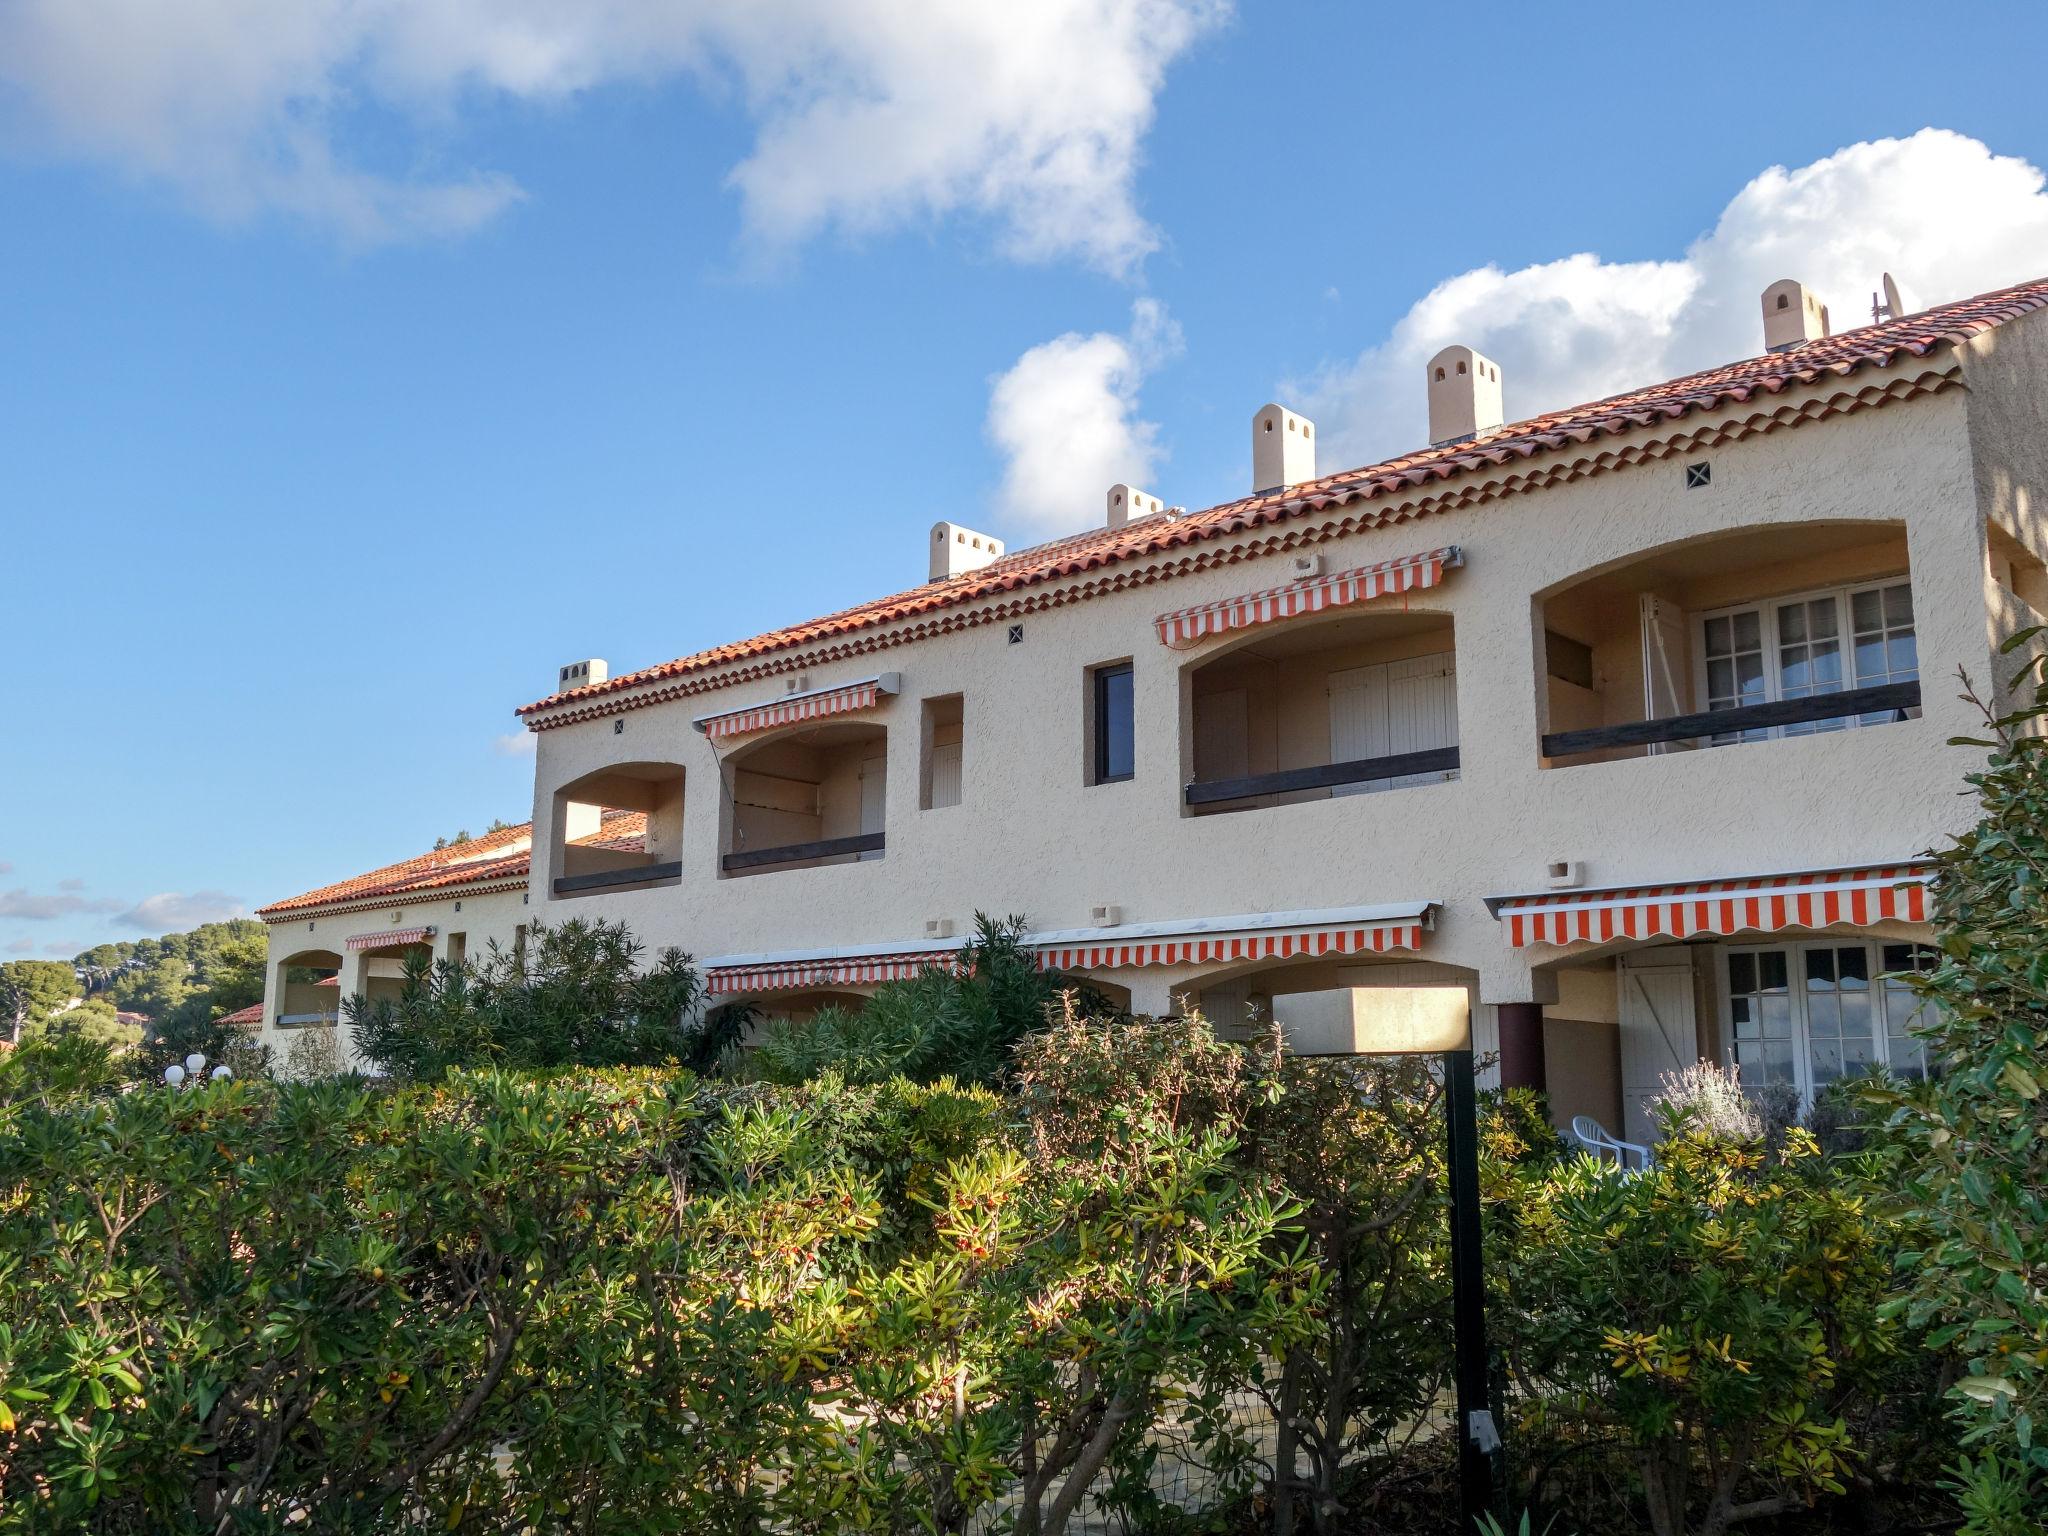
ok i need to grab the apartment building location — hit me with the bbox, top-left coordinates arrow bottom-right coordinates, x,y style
255,274 -> 2048,1140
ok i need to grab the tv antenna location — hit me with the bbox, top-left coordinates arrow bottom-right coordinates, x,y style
1871,272 -> 1907,325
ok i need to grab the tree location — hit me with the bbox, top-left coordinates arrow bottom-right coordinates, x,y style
0,960 -> 78,1043
1874,643 -> 2048,1531
347,917 -> 706,1080
22,995 -> 142,1051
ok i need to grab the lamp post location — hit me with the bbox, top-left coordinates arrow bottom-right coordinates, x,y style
1284,984 -> 1500,1527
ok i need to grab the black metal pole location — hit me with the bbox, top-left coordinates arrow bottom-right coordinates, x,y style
1444,1046 -> 1497,1527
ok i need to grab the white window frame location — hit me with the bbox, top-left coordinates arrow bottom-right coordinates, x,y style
1690,574 -> 1917,742
1719,937 -> 1935,1103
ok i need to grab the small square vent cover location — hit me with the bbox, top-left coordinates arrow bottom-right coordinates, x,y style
1684,461 -> 1712,489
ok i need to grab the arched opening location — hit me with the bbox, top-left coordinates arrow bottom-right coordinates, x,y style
1536,521 -> 1918,767
274,948 -> 342,1030
1182,608 -> 1458,815
721,720 -> 888,876
550,762 -> 684,897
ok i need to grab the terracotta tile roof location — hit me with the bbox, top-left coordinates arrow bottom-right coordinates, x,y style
258,812 -> 647,918
517,274 -> 2048,722
218,1002 -> 264,1028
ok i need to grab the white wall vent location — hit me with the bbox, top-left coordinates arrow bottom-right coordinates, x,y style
1289,552 -> 1323,581
557,658 -> 608,692
924,918 -> 956,940
930,521 -> 1006,582
1090,903 -> 1123,927
1546,860 -> 1584,890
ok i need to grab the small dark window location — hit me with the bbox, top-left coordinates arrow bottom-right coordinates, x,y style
1685,461 -> 1712,489
1092,663 -> 1135,784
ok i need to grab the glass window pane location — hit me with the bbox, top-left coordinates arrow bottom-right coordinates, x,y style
1760,951 -> 1788,991
1733,610 -> 1761,651
1095,666 -> 1134,782
1852,589 -> 1882,631
1838,947 -> 1869,984
1888,634 -> 1919,677
1737,653 -> 1765,697
1729,952 -> 1755,992
1708,658 -> 1735,700
1884,583 -> 1914,627
1809,601 -> 1838,639
1805,949 -> 1836,987
1705,615 -> 1729,653
1778,605 -> 1807,644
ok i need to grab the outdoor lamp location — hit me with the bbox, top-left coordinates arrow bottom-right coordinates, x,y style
163,1064 -> 186,1087
185,1052 -> 207,1075
210,1065 -> 232,1081
1280,984 -> 1500,1526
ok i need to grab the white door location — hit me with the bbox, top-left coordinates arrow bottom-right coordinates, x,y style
1329,652 -> 1457,794
1618,952 -> 1699,1144
858,755 -> 887,859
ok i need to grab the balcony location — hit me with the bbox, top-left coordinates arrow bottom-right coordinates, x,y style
550,762 -> 685,898
1183,610 -> 1459,815
722,832 -> 884,873
1541,681 -> 1920,758
723,721 -> 887,877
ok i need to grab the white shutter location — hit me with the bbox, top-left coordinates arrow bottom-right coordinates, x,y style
857,755 -> 887,859
1329,664 -> 1391,795
928,742 -> 962,809
1193,689 -> 1250,781
1617,950 -> 1699,1144
1640,595 -> 1696,753
1384,652 -> 1458,787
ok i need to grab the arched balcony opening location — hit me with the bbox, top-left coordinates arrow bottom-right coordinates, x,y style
720,721 -> 888,877
1537,521 -> 1918,767
274,948 -> 342,1030
550,762 -> 684,898
1181,608 -> 1458,816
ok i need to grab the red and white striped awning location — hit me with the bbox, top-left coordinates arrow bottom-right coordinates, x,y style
1155,547 -> 1461,650
703,904 -> 1433,996
1490,864 -> 1933,949
707,950 -> 960,995
346,926 -> 435,951
694,673 -> 900,741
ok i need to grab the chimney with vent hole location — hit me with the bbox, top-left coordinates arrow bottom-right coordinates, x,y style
1251,404 -> 1315,493
929,521 -> 1005,582
1426,345 -> 1504,446
1761,279 -> 1829,352
557,658 -> 607,693
1107,484 -> 1166,530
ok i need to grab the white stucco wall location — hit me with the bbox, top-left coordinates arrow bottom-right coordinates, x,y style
516,333 -> 2025,1015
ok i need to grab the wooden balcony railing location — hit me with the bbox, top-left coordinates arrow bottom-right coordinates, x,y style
1185,746 -> 1461,808
721,832 -> 884,873
552,861 -> 684,897
1540,679 -> 1921,758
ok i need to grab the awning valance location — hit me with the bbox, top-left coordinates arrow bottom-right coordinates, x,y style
694,673 -> 900,741
346,926 -> 435,951
1488,864 -> 1932,949
703,903 -> 1434,996
1155,547 -> 1460,650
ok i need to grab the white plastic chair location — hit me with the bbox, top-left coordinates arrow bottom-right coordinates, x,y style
1571,1114 -> 1652,1172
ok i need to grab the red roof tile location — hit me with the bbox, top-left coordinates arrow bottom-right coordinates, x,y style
218,1002 -> 264,1028
517,275 -> 2048,722
257,812 -> 647,918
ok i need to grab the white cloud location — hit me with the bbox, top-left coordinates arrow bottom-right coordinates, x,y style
1298,130 -> 2048,468
0,888 -> 125,921
115,891 -> 248,933
494,730 -> 538,758
987,297 -> 1183,535
4,938 -> 34,956
0,0 -> 1227,267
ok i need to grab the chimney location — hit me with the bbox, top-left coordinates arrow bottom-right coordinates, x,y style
1425,345 -> 1504,446
1761,279 -> 1829,352
929,521 -> 1005,582
1252,403 -> 1315,493
557,658 -> 607,693
1107,484 -> 1166,529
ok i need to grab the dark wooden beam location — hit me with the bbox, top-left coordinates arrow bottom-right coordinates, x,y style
551,861 -> 684,896
1541,680 -> 1921,757
720,832 -> 885,873
1185,746 -> 1461,807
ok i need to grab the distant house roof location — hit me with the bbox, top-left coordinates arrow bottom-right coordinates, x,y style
217,1002 -> 264,1028
516,274 -> 2048,728
257,812 -> 646,919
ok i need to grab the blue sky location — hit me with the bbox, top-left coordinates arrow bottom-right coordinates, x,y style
4,0 -> 2047,959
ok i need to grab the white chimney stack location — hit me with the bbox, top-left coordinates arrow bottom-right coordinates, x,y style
1426,345 -> 1504,447
1107,484 -> 1166,529
1252,403 -> 1315,493
1762,279 -> 1829,352
557,658 -> 608,693
929,521 -> 1006,582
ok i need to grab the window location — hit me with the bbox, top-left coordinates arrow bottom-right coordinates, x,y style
1696,578 -> 1916,743
1091,662 -> 1135,784
1724,939 -> 1935,1099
